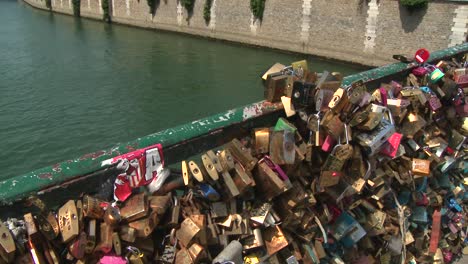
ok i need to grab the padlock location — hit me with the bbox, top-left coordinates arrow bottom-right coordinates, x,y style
82,194 -> 106,219
68,232 -> 86,259
380,132 -> 402,158
34,213 -> 59,241
186,162 -> 205,185
85,219 -> 97,254
112,232 -> 122,256
201,153 -> 219,181
227,138 -> 258,171
205,213 -> 219,246
119,226 -> 137,243
321,143 -> 347,173
96,222 -> 113,253
242,228 -> 264,250
167,196 -> 181,228
265,73 -> 288,103
270,130 -> 295,165
232,163 -> 255,193
128,212 -> 158,238
319,171 -> 342,188
223,214 -> 247,236
411,158 -> 430,177
126,246 -> 147,264
120,193 -> 148,222
217,149 -> 235,172
255,157 -> 289,201
291,81 -> 316,109
58,200 -> 79,243
212,240 -> 243,264
320,111 -> 344,140
174,247 -> 192,264
104,205 -> 121,227
355,109 -> 396,156
157,231 -> 177,264
221,170 -> 240,198
249,202 -> 271,225
0,222 -> 15,263
356,112 -> 382,131
206,150 -> 224,173
181,160 -> 190,186
263,226 -> 288,255
349,104 -> 371,127
176,217 -> 201,248
253,128 -> 270,155
187,243 -> 206,263
261,62 -> 285,81
149,194 -> 172,216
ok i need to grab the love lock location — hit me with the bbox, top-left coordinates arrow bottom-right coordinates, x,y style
224,214 -> 247,236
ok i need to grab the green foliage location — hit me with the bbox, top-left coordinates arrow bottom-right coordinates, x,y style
400,0 -> 428,10
72,0 -> 80,16
203,0 -> 212,24
45,0 -> 51,9
250,0 -> 265,21
102,0 -> 111,22
181,0 -> 195,13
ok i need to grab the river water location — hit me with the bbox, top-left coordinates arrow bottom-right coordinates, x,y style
0,0 -> 365,180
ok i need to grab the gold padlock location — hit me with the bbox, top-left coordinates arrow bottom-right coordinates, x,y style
119,226 -> 137,243
0,222 -> 15,263
188,243 -> 206,263
188,160 -> 204,183
253,128 -> 270,155
176,217 -> 201,248
120,193 -> 148,222
85,219 -> 96,254
227,139 -> 258,171
82,195 -> 106,219
68,232 -> 86,260
148,194 -> 172,216
175,247 -> 192,264
112,232 -> 122,255
263,226 -> 288,255
217,149 -> 235,172
201,154 -> 219,181
232,163 -> 255,193
58,200 -> 79,243
242,228 -> 264,250
221,171 -> 240,198
95,222 -> 113,253
254,161 -> 287,201
128,212 -> 158,238
412,158 -> 431,177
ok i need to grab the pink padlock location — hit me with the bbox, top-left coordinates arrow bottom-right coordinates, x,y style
379,87 -> 388,106
380,133 -> 402,158
442,249 -> 453,263
100,255 -> 127,264
412,67 -> 428,76
321,135 -> 336,152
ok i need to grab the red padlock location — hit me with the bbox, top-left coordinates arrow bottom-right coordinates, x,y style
414,48 -> 430,64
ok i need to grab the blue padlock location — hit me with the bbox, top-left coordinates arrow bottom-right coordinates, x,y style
448,198 -> 462,212
198,183 -> 220,202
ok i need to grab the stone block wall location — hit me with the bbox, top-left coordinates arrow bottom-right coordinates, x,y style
23,0 -> 468,66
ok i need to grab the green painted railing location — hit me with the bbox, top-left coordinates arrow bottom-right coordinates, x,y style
1,43 -> 467,204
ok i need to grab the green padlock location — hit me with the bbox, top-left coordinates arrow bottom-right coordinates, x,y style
427,65 -> 444,83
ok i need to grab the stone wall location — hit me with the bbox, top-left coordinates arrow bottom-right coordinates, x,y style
23,0 -> 468,66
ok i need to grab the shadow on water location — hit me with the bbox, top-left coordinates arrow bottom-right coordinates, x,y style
399,4 -> 428,33
73,16 -> 83,32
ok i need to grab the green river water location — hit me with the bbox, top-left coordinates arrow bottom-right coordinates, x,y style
0,0 -> 366,180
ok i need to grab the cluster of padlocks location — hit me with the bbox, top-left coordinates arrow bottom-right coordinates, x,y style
0,54 -> 467,263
